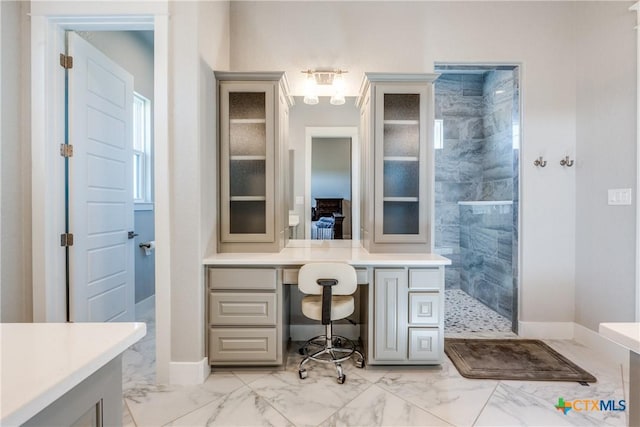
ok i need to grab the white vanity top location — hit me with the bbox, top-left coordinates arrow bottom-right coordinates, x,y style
203,243 -> 451,266
599,322 -> 640,354
0,322 -> 146,426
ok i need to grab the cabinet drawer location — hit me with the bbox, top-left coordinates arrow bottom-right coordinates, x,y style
208,268 -> 276,290
409,268 -> 442,290
409,328 -> 440,361
409,292 -> 440,325
209,292 -> 276,325
209,328 -> 277,362
282,268 -> 368,285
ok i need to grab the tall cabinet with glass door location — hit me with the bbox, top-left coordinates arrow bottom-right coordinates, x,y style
216,72 -> 292,253
358,73 -> 438,253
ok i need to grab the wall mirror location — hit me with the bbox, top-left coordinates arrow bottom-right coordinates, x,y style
287,97 -> 360,241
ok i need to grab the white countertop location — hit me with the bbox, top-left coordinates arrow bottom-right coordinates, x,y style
599,322 -> 640,354
203,244 -> 451,266
1,322 -> 146,426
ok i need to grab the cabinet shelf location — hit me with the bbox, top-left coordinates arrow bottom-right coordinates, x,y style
230,118 -> 267,124
383,197 -> 419,202
230,155 -> 267,161
383,119 -> 419,125
230,196 -> 267,202
383,156 -> 419,162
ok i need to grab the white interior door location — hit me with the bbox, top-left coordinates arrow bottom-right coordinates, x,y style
67,31 -> 135,322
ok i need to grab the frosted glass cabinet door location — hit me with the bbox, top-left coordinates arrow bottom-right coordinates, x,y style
374,86 -> 429,243
220,83 -> 275,242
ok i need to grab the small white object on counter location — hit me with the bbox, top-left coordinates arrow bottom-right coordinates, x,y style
1,322 -> 146,426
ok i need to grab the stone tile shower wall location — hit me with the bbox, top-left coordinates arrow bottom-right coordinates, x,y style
460,202 -> 514,320
434,69 -> 518,323
434,74 -> 484,289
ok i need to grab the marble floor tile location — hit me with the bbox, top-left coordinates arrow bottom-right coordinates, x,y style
165,385 -> 294,427
125,373 -> 245,427
376,366 -> 499,426
247,369 -> 370,427
320,384 -> 452,427
475,380 -> 627,426
122,400 -> 136,427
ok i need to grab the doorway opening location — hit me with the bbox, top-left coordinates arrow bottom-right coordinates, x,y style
31,11 -> 170,383
433,64 -> 521,336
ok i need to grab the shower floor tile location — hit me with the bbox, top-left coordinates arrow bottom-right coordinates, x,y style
445,289 -> 515,336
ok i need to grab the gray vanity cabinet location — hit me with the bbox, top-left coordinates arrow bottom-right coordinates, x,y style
216,72 -> 292,253
358,74 -> 438,253
207,267 -> 289,366
371,267 -> 444,365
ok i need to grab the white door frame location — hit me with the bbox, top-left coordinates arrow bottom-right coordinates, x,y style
304,127 -> 360,241
30,4 -> 171,382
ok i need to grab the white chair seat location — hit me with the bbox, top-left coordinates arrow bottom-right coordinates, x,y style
301,295 -> 354,321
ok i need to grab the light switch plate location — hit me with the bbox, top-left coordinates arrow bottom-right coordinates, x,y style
608,188 -> 632,205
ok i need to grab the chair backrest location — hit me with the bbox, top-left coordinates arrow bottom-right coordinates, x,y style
298,263 -> 357,296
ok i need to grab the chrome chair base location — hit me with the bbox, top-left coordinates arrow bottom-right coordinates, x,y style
298,331 -> 365,384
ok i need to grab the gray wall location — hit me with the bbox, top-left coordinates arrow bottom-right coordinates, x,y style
1,1 -> 32,322
575,2 -> 637,330
80,31 -> 156,304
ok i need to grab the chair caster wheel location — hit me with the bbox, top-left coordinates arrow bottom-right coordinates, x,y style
299,369 -> 307,380
337,374 -> 346,384
355,359 -> 365,369
298,347 -> 305,355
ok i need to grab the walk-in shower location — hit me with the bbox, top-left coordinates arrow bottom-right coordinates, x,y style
434,65 -> 520,334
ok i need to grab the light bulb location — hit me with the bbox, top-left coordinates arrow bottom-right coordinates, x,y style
330,72 -> 345,105
303,73 -> 319,105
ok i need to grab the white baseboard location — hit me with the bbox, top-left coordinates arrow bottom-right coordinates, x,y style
518,321 -> 574,339
518,321 -> 630,371
290,324 -> 361,342
573,323 -> 630,369
169,357 -> 209,385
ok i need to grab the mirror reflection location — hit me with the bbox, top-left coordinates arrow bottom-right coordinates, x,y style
287,97 -> 360,241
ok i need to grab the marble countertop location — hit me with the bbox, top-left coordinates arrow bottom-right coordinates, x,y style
203,243 -> 451,266
599,322 -> 640,354
1,322 -> 146,426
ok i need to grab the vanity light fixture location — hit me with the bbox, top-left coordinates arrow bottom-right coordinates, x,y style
302,69 -> 348,105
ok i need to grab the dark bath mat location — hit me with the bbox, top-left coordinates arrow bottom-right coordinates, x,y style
445,339 -> 597,382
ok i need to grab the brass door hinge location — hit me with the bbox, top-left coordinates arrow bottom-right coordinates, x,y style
60,144 -> 73,158
61,233 -> 74,247
60,54 -> 73,69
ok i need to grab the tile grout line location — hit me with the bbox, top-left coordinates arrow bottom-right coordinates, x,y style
372,374 -> 454,426
471,380 -> 500,426
241,374 -> 299,427
313,380 -> 376,427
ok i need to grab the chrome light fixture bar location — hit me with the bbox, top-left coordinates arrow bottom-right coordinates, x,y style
302,69 -> 348,105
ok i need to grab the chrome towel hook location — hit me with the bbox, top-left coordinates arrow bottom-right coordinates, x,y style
533,156 -> 547,167
560,156 -> 574,167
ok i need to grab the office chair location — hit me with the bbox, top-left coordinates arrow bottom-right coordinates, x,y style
297,262 -> 365,384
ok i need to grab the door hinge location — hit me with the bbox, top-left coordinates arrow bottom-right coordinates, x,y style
61,233 -> 74,247
60,144 -> 73,158
60,53 -> 73,69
